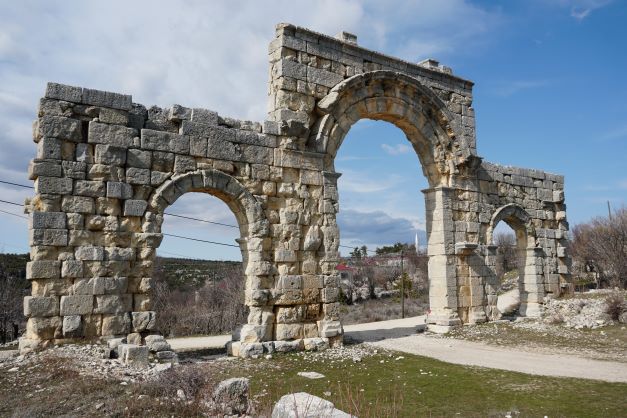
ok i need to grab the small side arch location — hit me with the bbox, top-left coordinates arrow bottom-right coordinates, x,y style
487,203 -> 536,248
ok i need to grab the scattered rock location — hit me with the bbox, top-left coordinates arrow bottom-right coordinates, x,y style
272,392 -> 351,417
297,371 -> 325,379
211,377 -> 250,416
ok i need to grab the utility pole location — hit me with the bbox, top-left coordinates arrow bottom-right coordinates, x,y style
608,200 -> 612,220
400,249 -> 405,319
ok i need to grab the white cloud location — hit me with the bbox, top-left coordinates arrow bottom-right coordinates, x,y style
491,80 -> 550,97
338,209 -> 425,252
545,0 -> 613,20
381,143 -> 412,155
338,169 -> 403,194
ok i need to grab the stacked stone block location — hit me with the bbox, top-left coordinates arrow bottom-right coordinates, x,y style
23,23 -> 570,354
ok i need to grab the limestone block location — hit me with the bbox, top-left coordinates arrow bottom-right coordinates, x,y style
247,307 -> 275,326
35,177 -> 72,195
275,323 -> 303,340
61,260 -> 83,279
30,211 -> 66,230
239,324 -> 272,343
119,344 -> 150,367
276,275 -> 302,289
75,143 -> 94,163
131,233 -> 163,248
123,199 -> 148,216
141,129 -> 190,154
94,144 -> 126,166
46,82 -> 82,102
131,311 -> 156,332
126,167 -> 150,185
74,180 -> 106,197
71,277 -> 104,295
26,316 -> 62,340
104,182 -> 131,200
104,247 -> 135,261
127,332 -> 142,345
26,261 -> 61,280
174,155 -> 196,172
134,294 -> 153,311
88,121 -> 136,147
63,315 -> 83,337
29,160 -> 62,179
145,335 -> 171,352
273,339 -> 304,353
38,115 -> 82,142
321,287 -> 339,303
102,313 -> 131,335
317,320 -> 342,338
322,302 -> 340,320
75,245 -> 104,261
275,249 -> 297,262
302,275 -> 323,289
102,277 -> 129,294
276,306 -> 306,323
60,295 -> 94,315
99,108 -> 129,125
303,337 -> 329,351
239,342 -> 264,358
24,296 -> 59,317
127,149 -> 152,169
94,294 -> 132,314
62,195 -> 95,213
36,137 -> 61,159
303,323 -> 320,338
82,88 -> 132,110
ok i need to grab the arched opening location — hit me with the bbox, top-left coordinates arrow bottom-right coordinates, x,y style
489,221 -> 524,319
154,192 -> 246,338
311,71 -> 468,327
144,169 -> 273,343
335,119 -> 430,322
485,204 -> 542,319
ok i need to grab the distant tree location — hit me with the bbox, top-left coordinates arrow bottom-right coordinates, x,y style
360,245 -> 368,258
0,258 -> 28,343
350,247 -> 362,260
571,206 -> 627,288
495,232 -> 518,281
375,242 -> 407,255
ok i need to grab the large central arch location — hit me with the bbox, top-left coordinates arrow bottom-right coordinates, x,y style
309,71 -> 469,328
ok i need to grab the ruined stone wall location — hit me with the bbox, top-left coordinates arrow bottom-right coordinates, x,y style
22,23 -> 571,355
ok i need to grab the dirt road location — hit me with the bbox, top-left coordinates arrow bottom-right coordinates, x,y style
168,315 -> 627,383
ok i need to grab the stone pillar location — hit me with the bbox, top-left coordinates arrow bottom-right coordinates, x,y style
423,187 -> 461,330
519,247 -> 545,317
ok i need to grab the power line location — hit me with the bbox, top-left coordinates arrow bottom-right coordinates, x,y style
162,233 -> 240,248
0,208 -> 28,220
163,212 -> 238,229
0,199 -> 24,207
0,179 -> 34,189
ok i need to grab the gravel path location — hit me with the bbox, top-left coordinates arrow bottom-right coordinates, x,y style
168,315 -> 627,383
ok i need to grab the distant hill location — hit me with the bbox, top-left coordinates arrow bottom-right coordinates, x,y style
0,253 -> 241,292
154,257 -> 242,291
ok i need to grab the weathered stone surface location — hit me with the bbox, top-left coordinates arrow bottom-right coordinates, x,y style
212,377 -> 250,416
60,295 -> 93,315
118,343 -> 149,367
63,315 -> 82,337
23,24 -> 570,358
24,296 -> 59,317
102,313 -> 132,335
272,392 -> 351,418
131,311 -> 156,332
88,122 -> 136,147
27,261 -> 61,280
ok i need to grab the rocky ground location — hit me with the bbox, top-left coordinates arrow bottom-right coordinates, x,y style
447,290 -> 627,362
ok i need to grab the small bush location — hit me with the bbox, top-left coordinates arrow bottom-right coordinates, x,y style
604,292 -> 626,320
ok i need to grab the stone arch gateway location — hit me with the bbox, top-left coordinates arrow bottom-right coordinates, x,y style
22,23 -> 571,355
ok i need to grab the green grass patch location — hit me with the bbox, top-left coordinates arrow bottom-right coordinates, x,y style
243,349 -> 627,417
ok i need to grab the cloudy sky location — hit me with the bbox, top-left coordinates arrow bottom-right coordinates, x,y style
0,0 -> 625,260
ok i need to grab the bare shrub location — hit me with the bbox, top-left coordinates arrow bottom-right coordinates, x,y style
0,254 -> 28,343
153,258 -> 248,337
571,206 -> 627,289
604,292 -> 626,320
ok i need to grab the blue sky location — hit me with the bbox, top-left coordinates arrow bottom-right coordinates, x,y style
0,0 -> 625,260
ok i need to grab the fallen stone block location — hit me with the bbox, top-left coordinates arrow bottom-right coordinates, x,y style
272,392 -> 351,417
